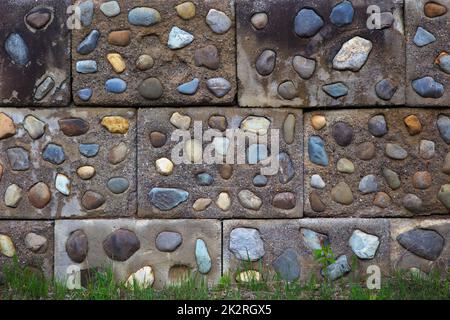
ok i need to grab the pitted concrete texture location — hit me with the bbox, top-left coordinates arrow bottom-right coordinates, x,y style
0,221 -> 54,279
406,0 -> 450,106
304,109 -> 450,217
72,0 -> 236,106
223,219 -> 390,283
137,108 -> 303,218
391,219 -> 450,274
237,0 -> 405,108
0,108 -> 136,219
54,219 -> 221,289
0,0 -> 71,106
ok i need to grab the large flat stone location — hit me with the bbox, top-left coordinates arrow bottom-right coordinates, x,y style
137,108 -> 303,218
237,0 -> 405,108
0,0 -> 71,106
54,219 -> 221,289
304,109 -> 450,217
72,0 -> 236,106
0,108 -> 136,219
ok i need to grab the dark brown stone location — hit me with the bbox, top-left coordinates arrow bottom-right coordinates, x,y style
28,182 -> 51,209
194,45 -> 220,70
272,192 -> 296,209
66,230 -> 88,263
58,118 -> 89,136
309,191 -> 326,212
26,9 -> 51,29
218,164 -> 233,179
103,229 -> 140,262
424,2 -> 447,18
81,191 -> 105,210
356,142 -> 376,160
150,131 -> 167,148
208,115 -> 228,131
107,30 -> 131,47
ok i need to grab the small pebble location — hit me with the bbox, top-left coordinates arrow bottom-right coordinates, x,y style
413,27 -> 436,47
376,79 -> 398,101
322,82 -> 348,98
368,114 -> 388,137
278,81 -> 297,100
382,167 -> 401,190
208,115 -> 228,132
311,174 -> 325,189
79,0 -> 94,27
175,2 -> 196,20
138,78 -> 163,100
23,115 -> 45,140
385,143 -> 408,160
404,115 -> 422,135
77,88 -> 93,101
136,55 -> 154,71
0,112 -> 16,139
105,78 -> 127,94
251,13 -> 268,29
108,30 -> 131,47
194,45 -> 220,70
42,143 -> 65,165
330,1 -> 354,27
107,177 -> 129,194
107,53 -> 126,73
373,192 -> 391,208
216,192 -> 231,211
79,143 -> 99,158
150,131 -> 167,148
309,191 -> 326,212
294,8 -> 324,37
253,175 -> 268,187
256,50 -> 276,76
76,60 -> 97,74
5,184 -> 23,208
207,78 -> 231,97
331,182 -> 353,205
177,78 -> 199,95
100,1 -> 121,17
332,121 -> 353,146
128,7 -> 161,26
219,164 -> 233,179
196,173 -> 214,186
77,166 -> 96,180
424,2 -> 448,17
293,55 -> 316,79
156,158 -> 174,176
419,140 -> 435,159
206,9 -> 232,34
101,116 -> 129,133
412,76 -> 444,98
193,198 -> 212,211
4,33 -> 29,66
359,174 -> 378,194
167,26 -> 194,50
412,171 -> 432,190
108,142 -> 128,164
81,191 -> 105,210
311,115 -> 326,130
170,112 -> 191,130
55,174 -> 71,196
337,158 -> 354,173
77,30 -> 100,55
28,182 -> 51,209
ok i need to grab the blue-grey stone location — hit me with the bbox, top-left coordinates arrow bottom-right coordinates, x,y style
397,229 -> 444,261
323,82 -> 348,98
4,33 -> 29,66
7,147 -> 30,171
195,239 -> 212,274
368,114 -> 388,137
77,88 -> 93,101
167,26 -> 194,49
206,9 -> 232,34
375,79 -> 398,101
321,255 -> 351,281
277,152 -> 295,184
196,173 -> 214,186
301,229 -> 330,251
76,60 -> 97,74
42,144 -> 65,165
206,78 -> 231,97
148,188 -> 189,211
437,115 -> 450,144
330,1 -> 354,27
105,78 -> 127,93
349,230 -> 380,260
253,175 -> 268,187
128,7 -> 161,26
272,248 -> 300,282
155,231 -> 182,252
100,1 -> 120,17
229,228 -> 265,261
308,136 -> 329,166
177,78 -> 199,95
247,144 -> 268,164
358,174 -> 378,194
412,77 -> 444,98
107,177 -> 129,194
79,0 -> 94,27
76,30 -> 100,55
79,144 -> 99,157
294,8 -> 324,37
413,27 -> 436,47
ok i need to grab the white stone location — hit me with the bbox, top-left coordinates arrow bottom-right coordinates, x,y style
310,174 -> 325,189
0,234 -> 16,257
100,1 -> 120,17
229,228 -> 265,261
25,233 -> 47,252
238,190 -> 262,210
155,158 -> 174,175
216,192 -> 231,211
241,116 -> 271,135
333,36 -> 373,71
170,112 -> 191,130
23,115 -> 45,139
55,174 -> 71,196
213,137 -> 230,156
349,230 -> 380,259
167,26 -> 194,49
125,266 -> 155,289
206,9 -> 231,34
5,184 -> 22,208
185,139 -> 203,163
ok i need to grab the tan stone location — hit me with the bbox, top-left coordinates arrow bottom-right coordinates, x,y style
107,53 -> 126,73
107,30 -> 131,47
216,192 -> 231,211
0,112 -> 16,139
311,115 -> 326,130
331,182 -> 353,205
193,198 -> 212,211
101,116 -> 129,134
424,2 -> 447,18
0,234 -> 16,258
77,166 -> 96,180
155,158 -> 174,176
404,115 -> 422,135
175,2 -> 196,20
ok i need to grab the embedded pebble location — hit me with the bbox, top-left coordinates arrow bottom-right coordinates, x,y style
337,158 -> 354,173
42,144 -> 65,164
23,115 -> 45,140
219,165 -> 233,180
397,229 -> 444,261
229,228 -> 265,261
77,166 -> 96,180
436,52 -> 450,74
136,55 -> 154,71
424,2 -> 448,17
412,76 -> 444,98
332,121 -> 353,146
196,173 -> 214,186
168,26 -> 194,49
247,144 -> 268,164
5,33 -> 29,66
55,174 -> 71,196
25,233 -> 47,253
278,152 -> 295,184
148,188 -> 189,211
331,182 -> 353,205
126,266 -> 154,289
216,192 -> 231,211
356,142 -> 376,160
107,177 -> 129,194
359,175 -> 378,194
322,82 -> 348,98
0,235 -> 16,258
283,113 -> 296,144
79,0 -> 94,26
128,7 -> 161,26
100,1 -> 121,17
438,184 -> 450,209
379,12 -> 395,29
77,88 -> 93,101
278,81 -> 297,100
442,152 -> 450,174
373,192 -> 391,208
176,2 -> 196,20
170,112 -> 191,130
238,190 -> 262,210
301,229 -> 330,251
412,171 -> 431,190
79,144 -> 99,158
413,27 -> 436,47
138,78 -> 163,100
105,78 -> 127,94
403,194 -> 423,213
330,1 -> 354,27
177,78 -> 199,95
294,8 -> 324,37
7,147 -> 30,171
385,143 -> 408,160
156,158 -> 174,176
107,53 -> 126,73
155,231 -> 182,252
375,79 -> 398,101
77,30 -> 100,55
208,115 -> 227,132
81,191 -> 105,210
101,116 -> 129,133
193,198 -> 212,211
28,182 -> 51,209
308,136 -> 329,166
66,230 -> 88,263
194,45 -> 220,70
26,9 -> 51,30
437,115 -> 450,143
368,115 -> 388,137
382,167 -> 401,190
420,140 -> 435,159
253,175 -> 268,187
256,50 -> 276,76
108,142 -> 128,164
108,30 -> 131,47
0,112 -> 16,139
311,174 -> 325,189
272,192 -> 296,210
311,115 -> 326,130
150,131 -> 167,148
213,137 -> 230,156
207,78 -> 231,98
293,55 -> 316,79
333,36 -> 372,71
309,191 -> 326,212
321,255 -> 351,281
236,271 -> 262,283
272,249 -> 300,282
241,116 -> 270,135
349,230 -> 380,260
404,115 -> 422,135
251,13 -> 268,29
206,9 -> 232,34
5,184 -> 23,208
76,60 -> 97,74
195,239 -> 212,274
185,139 -> 203,163
103,229 -> 140,262
34,76 -> 55,101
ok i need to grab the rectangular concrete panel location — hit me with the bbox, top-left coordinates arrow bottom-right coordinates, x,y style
137,108 -> 303,219
71,0 -> 236,106
0,221 -> 54,280
0,0 -> 71,106
406,0 -> 450,106
0,108 -> 137,219
237,0 -> 405,108
54,219 -> 221,290
223,219 -> 391,284
304,109 -> 450,217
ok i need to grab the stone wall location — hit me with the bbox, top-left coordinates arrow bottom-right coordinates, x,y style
0,0 -> 449,289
